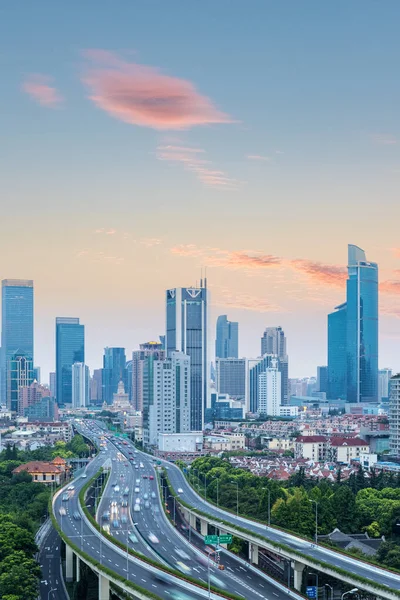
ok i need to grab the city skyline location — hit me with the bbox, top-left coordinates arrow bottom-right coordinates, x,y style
1,3 -> 400,381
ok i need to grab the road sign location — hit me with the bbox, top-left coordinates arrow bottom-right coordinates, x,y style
204,535 -> 219,545
306,586 -> 317,599
219,534 -> 233,544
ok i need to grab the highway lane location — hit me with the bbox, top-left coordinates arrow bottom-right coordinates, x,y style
149,451 -> 400,592
38,525 -> 68,600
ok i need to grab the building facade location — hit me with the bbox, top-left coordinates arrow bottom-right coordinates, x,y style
72,362 -> 90,408
261,326 -> 288,405
215,315 -> 239,359
389,374 -> 400,458
317,366 -> 328,393
378,368 -> 393,402
258,359 -> 281,416
166,285 -> 208,431
56,318 -> 84,405
216,358 -> 246,399
131,342 -> 165,411
7,352 -> 34,414
327,303 -> 347,400
102,347 -> 127,405
19,380 -> 50,416
1,279 -> 34,410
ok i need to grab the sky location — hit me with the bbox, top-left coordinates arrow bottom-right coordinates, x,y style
1,1 -> 400,382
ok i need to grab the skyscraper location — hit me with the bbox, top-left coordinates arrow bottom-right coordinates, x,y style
378,368 -> 393,402
346,245 -> 378,403
316,366 -> 328,393
102,347 -> 127,405
56,318 -> 84,405
249,354 -> 277,414
215,315 -> 239,358
131,342 -> 165,411
389,374 -> 400,458
216,358 -> 246,399
1,279 -> 34,409
72,362 -> 90,408
8,352 -> 34,413
166,285 -> 208,431
327,303 -> 347,400
49,372 -> 56,398
260,326 -> 288,405
90,368 -> 103,403
259,359 -> 281,416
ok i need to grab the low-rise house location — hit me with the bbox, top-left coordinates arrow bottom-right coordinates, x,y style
13,456 -> 68,485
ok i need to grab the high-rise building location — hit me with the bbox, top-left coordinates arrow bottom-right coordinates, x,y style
346,244 -> 378,403
72,362 -> 90,408
327,303 -> 347,400
8,352 -> 34,413
56,318 -> 84,405
90,368 -> 103,403
49,372 -> 56,398
259,359 -> 281,416
166,285 -> 208,431
378,368 -> 393,402
33,367 -> 41,383
1,279 -> 34,409
216,358 -> 246,399
389,374 -> 400,458
19,381 -> 50,416
131,342 -> 165,411
260,327 -> 288,405
143,351 -> 191,446
215,315 -> 239,359
317,366 -> 328,393
102,347 -> 127,405
249,354 -> 277,414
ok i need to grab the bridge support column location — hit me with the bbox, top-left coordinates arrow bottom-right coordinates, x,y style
76,554 -> 81,582
99,573 -> 110,600
65,545 -> 73,582
181,507 -> 190,523
189,513 -> 197,531
248,543 -> 259,565
218,529 -> 228,548
292,560 -> 305,591
200,519 -> 208,537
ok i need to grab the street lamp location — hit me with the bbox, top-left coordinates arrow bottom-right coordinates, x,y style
309,572 -> 319,600
262,487 -> 271,526
230,481 -> 239,517
309,499 -> 318,544
48,587 -> 57,600
215,478 -> 219,507
325,583 -> 333,600
341,589 -> 358,600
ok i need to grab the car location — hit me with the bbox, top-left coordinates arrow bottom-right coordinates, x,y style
143,493 -> 148,500
112,458 -> 116,462
177,488 -> 183,494
140,463 -> 144,468
67,484 -> 75,490
62,492 -> 69,502
129,533 -> 139,544
111,482 -> 117,487
209,575 -> 226,589
151,492 -> 156,499
103,524 -> 110,534
59,507 -> 66,516
121,515 -> 128,524
142,475 -> 148,479
149,475 -> 154,480
102,511 -> 110,520
135,479 -> 140,485
114,485 -> 120,492
73,511 -> 81,520
123,487 -> 129,496
144,501 -> 150,509
135,498 -> 140,504
124,463 -> 129,467
82,474 -> 87,478
176,561 -> 191,574
134,504 -> 140,512
121,500 -> 128,507
175,548 -> 190,560
112,520 -> 120,528
134,487 -> 140,493
135,465 -> 139,469
148,533 -> 159,544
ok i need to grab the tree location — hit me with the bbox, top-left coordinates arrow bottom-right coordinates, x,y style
331,486 -> 358,533
272,488 -> 315,537
0,551 -> 40,600
376,541 -> 400,570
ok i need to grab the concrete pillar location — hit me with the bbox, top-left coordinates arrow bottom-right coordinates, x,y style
99,573 -> 110,600
248,543 -> 259,565
181,508 -> 190,523
200,519 -> 208,537
218,529 -> 228,549
292,560 -> 305,591
65,545 -> 73,582
189,513 -> 197,531
76,555 -> 80,582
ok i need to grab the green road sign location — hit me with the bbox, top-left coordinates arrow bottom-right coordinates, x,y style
204,535 -> 219,545
219,534 -> 233,544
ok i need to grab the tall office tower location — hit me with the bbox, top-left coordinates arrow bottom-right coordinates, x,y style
248,354 -> 277,413
260,326 -> 288,405
216,358 -> 246,399
8,352 -> 34,413
131,342 -> 165,411
90,368 -> 103,403
102,347 -> 127,405
389,374 -> 400,458
49,372 -> 56,398
33,367 -> 41,383
19,381 -> 50,416
317,366 -> 328,393
166,285 -> 208,431
143,351 -> 190,446
126,360 -> 133,401
72,362 -> 90,408
378,368 -> 393,402
215,315 -> 239,359
159,335 -> 166,350
327,303 -> 347,400
1,279 -> 34,409
346,245 -> 378,403
56,318 -> 85,405
258,359 -> 281,416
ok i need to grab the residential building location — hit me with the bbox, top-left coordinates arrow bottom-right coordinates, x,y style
72,362 -> 89,408
327,302 -> 347,400
258,359 -> 281,416
317,366 -> 328,393
1,279 -> 34,410
389,374 -> 400,458
203,433 -> 245,452
206,392 -> 244,423
328,437 -> 369,463
215,315 -> 239,358
102,347 -> 127,405
166,285 -> 208,431
19,380 -> 50,416
157,432 -> 203,453
295,435 -> 327,461
13,457 -> 67,485
279,405 -> 299,418
261,326 -> 288,405
249,354 -> 279,413
56,318 -> 84,405
7,352 -> 34,414
378,368 -> 393,402
143,351 -> 191,447
216,358 -> 246,399
24,396 -> 58,421
131,342 -> 165,411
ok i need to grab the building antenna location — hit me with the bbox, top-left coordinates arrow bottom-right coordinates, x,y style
204,266 -> 207,289
200,267 -> 203,288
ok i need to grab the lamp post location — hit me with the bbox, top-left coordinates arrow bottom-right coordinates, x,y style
341,589 -> 358,600
48,587 -> 57,600
216,478 -> 219,507
325,583 -> 333,600
309,499 -> 318,544
262,487 -> 271,526
309,572 -> 319,600
231,481 -> 239,517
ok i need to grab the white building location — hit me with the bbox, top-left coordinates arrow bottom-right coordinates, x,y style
145,352 -> 191,446
72,363 -> 89,408
389,374 -> 400,457
258,359 -> 281,416
158,432 -> 203,453
379,368 -> 393,402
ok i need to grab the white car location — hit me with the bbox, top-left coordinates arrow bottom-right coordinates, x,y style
67,485 -> 74,491
148,533 -> 159,544
134,504 -> 140,512
134,487 -> 140,493
177,488 -> 183,494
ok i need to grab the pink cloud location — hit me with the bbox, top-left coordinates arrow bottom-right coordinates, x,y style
22,74 -> 63,108
223,251 -> 282,269
247,154 -> 271,162
290,259 -> 347,287
391,248 -> 400,258
212,287 -> 281,313
380,280 -> 400,295
82,50 -> 232,130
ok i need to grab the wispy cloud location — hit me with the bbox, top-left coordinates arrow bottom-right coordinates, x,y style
94,228 -> 117,235
371,133 -> 397,145
156,144 -> 240,190
380,279 -> 400,295
82,49 -> 233,130
22,74 -> 63,108
76,249 -> 124,265
212,287 -> 282,313
138,238 -> 162,247
290,259 -> 347,287
247,154 -> 271,162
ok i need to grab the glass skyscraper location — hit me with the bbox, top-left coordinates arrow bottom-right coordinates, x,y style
346,244 -> 378,403
166,284 -> 208,431
102,347 -> 127,405
56,317 -> 85,405
215,315 -> 239,359
1,279 -> 34,410
327,303 -> 347,400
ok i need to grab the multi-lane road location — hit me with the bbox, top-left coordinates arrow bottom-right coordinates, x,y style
38,525 -> 69,600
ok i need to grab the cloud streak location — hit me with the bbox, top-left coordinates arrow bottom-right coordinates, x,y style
290,259 -> 347,287
247,154 -> 271,162
22,74 -> 63,108
82,49 -> 232,130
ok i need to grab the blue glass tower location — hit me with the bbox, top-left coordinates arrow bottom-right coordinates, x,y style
327,303 -> 347,400
1,279 -> 34,410
346,244 -> 378,403
215,315 -> 239,358
56,318 -> 84,405
102,347 -> 127,405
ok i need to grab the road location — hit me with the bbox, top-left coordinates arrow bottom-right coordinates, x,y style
38,524 -> 68,600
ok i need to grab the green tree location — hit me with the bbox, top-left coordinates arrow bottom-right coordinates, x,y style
330,486 -> 358,533
272,488 -> 315,537
0,551 -> 40,600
